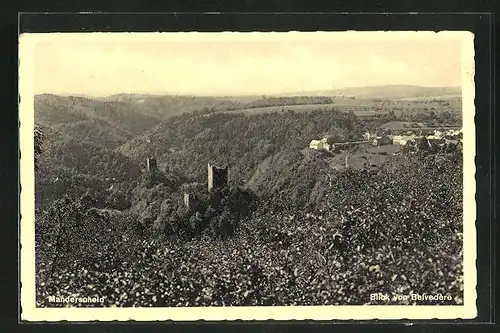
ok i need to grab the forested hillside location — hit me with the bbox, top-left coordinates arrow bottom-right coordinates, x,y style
35,94 -> 339,146
51,119 -> 134,149
36,106 -> 367,214
118,109 -> 364,186
35,94 -> 159,135
35,124 -> 143,209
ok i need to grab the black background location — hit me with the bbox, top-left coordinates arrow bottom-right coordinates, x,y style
0,1 -> 497,332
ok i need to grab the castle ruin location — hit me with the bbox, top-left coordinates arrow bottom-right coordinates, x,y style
207,163 -> 228,192
183,192 -> 198,212
178,164 -> 229,212
147,158 -> 157,171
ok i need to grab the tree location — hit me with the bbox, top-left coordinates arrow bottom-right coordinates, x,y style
34,125 -> 45,171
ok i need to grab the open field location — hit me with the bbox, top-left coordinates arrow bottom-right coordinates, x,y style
310,144 -> 404,171
219,103 -> 382,117
274,85 -> 461,100
210,97 -> 462,118
398,95 -> 462,101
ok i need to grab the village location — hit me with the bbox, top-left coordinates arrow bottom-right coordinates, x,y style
309,127 -> 463,155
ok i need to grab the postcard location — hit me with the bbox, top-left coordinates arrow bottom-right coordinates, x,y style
19,31 -> 476,321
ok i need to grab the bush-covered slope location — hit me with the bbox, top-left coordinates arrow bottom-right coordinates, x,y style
35,151 -> 463,307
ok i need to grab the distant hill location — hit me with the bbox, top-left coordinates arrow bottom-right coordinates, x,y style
276,85 -> 461,101
98,85 -> 461,101
35,93 -> 245,132
35,94 -> 160,136
97,94 -> 242,118
51,118 -> 135,149
34,93 -> 244,150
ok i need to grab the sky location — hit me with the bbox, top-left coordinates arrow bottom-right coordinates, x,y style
32,32 -> 464,97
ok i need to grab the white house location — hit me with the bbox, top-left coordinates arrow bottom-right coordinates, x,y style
309,138 -> 331,151
426,135 -> 443,141
392,135 -> 403,145
448,129 -> 463,139
445,129 -> 456,137
392,135 -> 415,146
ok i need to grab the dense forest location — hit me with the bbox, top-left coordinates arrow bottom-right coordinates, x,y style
33,91 -> 464,307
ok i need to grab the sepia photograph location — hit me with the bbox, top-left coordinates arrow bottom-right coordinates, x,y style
19,31 -> 476,321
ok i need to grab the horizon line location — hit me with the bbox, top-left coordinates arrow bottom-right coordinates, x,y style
34,84 -> 462,99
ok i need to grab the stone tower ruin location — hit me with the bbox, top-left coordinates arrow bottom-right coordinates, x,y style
147,158 -> 157,171
207,163 -> 228,192
184,192 -> 196,212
